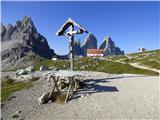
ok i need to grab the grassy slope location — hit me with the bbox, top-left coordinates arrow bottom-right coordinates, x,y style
34,57 -> 158,76
76,58 -> 158,75
1,77 -> 37,102
96,61 -> 158,75
34,59 -> 70,71
137,50 -> 160,69
107,49 -> 160,70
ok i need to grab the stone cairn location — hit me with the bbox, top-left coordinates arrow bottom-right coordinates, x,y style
38,71 -> 91,104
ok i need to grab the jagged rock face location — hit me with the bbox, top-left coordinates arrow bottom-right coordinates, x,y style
1,16 -> 55,71
1,23 -> 15,41
74,40 -> 81,56
115,47 -> 124,55
99,36 -> 124,56
81,33 -> 97,56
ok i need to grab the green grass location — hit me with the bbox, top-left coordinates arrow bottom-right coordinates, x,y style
1,77 -> 38,102
34,49 -> 160,75
106,49 -> 160,70
128,49 -> 160,56
34,57 -> 159,76
140,60 -> 160,70
97,61 -> 158,75
126,50 -> 160,69
34,59 -> 70,71
127,49 -> 160,60
106,55 -> 128,61
74,59 -> 158,76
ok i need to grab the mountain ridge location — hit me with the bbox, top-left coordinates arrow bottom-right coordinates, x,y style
1,16 -> 125,71
1,16 -> 55,71
74,34 -> 124,56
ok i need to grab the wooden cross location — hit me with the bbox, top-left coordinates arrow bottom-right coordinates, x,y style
56,18 -> 88,71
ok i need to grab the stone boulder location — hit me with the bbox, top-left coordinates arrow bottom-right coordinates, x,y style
16,69 -> 28,75
14,74 -> 34,82
40,65 -> 49,71
50,67 -> 59,71
38,92 -> 50,104
25,66 -> 34,72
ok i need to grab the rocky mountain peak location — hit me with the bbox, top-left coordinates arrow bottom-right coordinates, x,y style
106,36 -> 115,46
82,33 -> 97,47
1,23 -> 15,41
1,16 -> 55,71
18,16 -> 37,34
76,39 -> 81,45
74,39 -> 81,56
99,36 -> 124,56
6,23 -> 14,31
15,20 -> 21,29
99,36 -> 115,49
22,16 -> 33,26
81,33 -> 97,56
1,23 -> 6,40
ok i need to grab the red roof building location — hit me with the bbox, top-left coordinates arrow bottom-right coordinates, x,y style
87,49 -> 104,57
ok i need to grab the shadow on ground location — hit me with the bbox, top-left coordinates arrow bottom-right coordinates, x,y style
105,75 -> 147,81
83,78 -> 118,93
70,75 -> 146,101
70,78 -> 119,101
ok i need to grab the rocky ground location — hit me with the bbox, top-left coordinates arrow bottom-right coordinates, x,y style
1,71 -> 159,120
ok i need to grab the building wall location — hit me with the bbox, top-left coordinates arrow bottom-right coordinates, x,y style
87,49 -> 104,57
87,53 -> 103,57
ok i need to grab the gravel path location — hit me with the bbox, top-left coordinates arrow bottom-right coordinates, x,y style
1,71 -> 159,120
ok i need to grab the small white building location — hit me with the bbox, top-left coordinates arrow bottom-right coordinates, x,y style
52,57 -> 58,61
138,47 -> 146,52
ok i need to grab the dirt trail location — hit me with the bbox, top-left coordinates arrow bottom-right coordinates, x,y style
115,55 -> 160,73
129,62 -> 160,73
107,57 -> 159,73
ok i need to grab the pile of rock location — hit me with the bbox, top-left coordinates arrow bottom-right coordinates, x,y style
14,74 -> 34,82
16,69 -> 28,76
37,71 -> 89,104
14,66 -> 35,82
16,66 -> 34,75
25,66 -> 34,72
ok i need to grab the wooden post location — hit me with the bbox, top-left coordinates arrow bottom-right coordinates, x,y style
69,25 -> 74,71
65,78 -> 71,103
69,35 -> 74,71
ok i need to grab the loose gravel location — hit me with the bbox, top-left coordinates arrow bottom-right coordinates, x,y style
1,71 -> 159,120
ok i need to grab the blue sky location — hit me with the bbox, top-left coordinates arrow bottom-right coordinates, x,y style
1,1 -> 159,55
